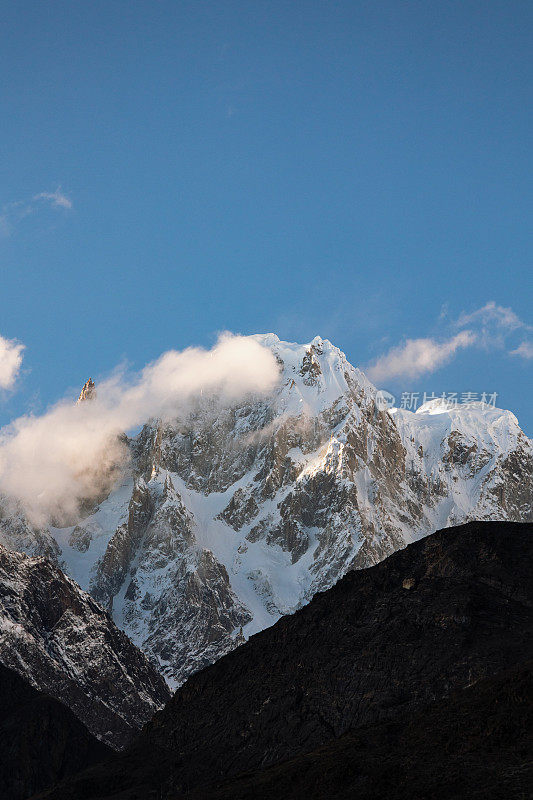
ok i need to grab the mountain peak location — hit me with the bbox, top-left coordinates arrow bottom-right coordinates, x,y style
77,377 -> 96,404
0,334 -> 530,691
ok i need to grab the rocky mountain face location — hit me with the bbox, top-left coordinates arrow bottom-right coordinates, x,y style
39,521 -> 533,799
77,377 -> 96,403
0,543 -> 170,749
0,335 -> 531,687
0,661 -> 110,800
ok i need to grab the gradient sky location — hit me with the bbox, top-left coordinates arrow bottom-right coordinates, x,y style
1,1 -> 532,432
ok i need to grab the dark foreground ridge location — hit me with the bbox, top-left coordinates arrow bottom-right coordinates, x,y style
0,662 -> 110,800
38,521 -> 533,799
193,662 -> 532,800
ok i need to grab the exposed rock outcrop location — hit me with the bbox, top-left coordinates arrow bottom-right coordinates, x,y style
0,544 -> 170,749
77,378 -> 96,404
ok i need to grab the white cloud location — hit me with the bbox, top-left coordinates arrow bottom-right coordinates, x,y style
510,341 -> 533,360
0,200 -> 33,239
0,333 -> 279,526
368,301 -> 533,384
0,188 -> 72,237
0,335 -> 25,390
456,301 -> 533,350
33,188 -> 73,210
366,331 -> 476,383
456,301 -> 527,332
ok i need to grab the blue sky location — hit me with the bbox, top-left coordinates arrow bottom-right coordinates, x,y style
1,1 -> 532,432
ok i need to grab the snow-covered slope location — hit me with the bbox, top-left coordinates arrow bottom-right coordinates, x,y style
393,398 -> 532,535
0,335 -> 531,687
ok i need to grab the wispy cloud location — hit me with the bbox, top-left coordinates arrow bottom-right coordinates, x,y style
510,341 -> 533,360
367,300 -> 532,384
0,335 -> 25,390
456,301 -> 532,348
366,331 -> 475,383
33,187 -> 73,210
0,187 -> 72,237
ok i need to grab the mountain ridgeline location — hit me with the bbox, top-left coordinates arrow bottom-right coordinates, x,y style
0,335 -> 531,688
38,521 -> 533,799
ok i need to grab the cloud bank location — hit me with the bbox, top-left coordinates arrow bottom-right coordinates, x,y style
0,335 -> 25,390
0,334 -> 279,526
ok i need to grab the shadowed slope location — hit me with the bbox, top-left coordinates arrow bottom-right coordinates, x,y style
192,662 -> 532,800
38,521 -> 533,799
0,662 -> 110,800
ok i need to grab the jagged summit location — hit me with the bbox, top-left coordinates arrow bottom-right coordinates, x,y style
0,334 -> 531,687
77,377 -> 96,403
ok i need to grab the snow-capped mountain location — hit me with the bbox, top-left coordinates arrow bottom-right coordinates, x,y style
0,335 -> 531,687
0,543 -> 170,748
